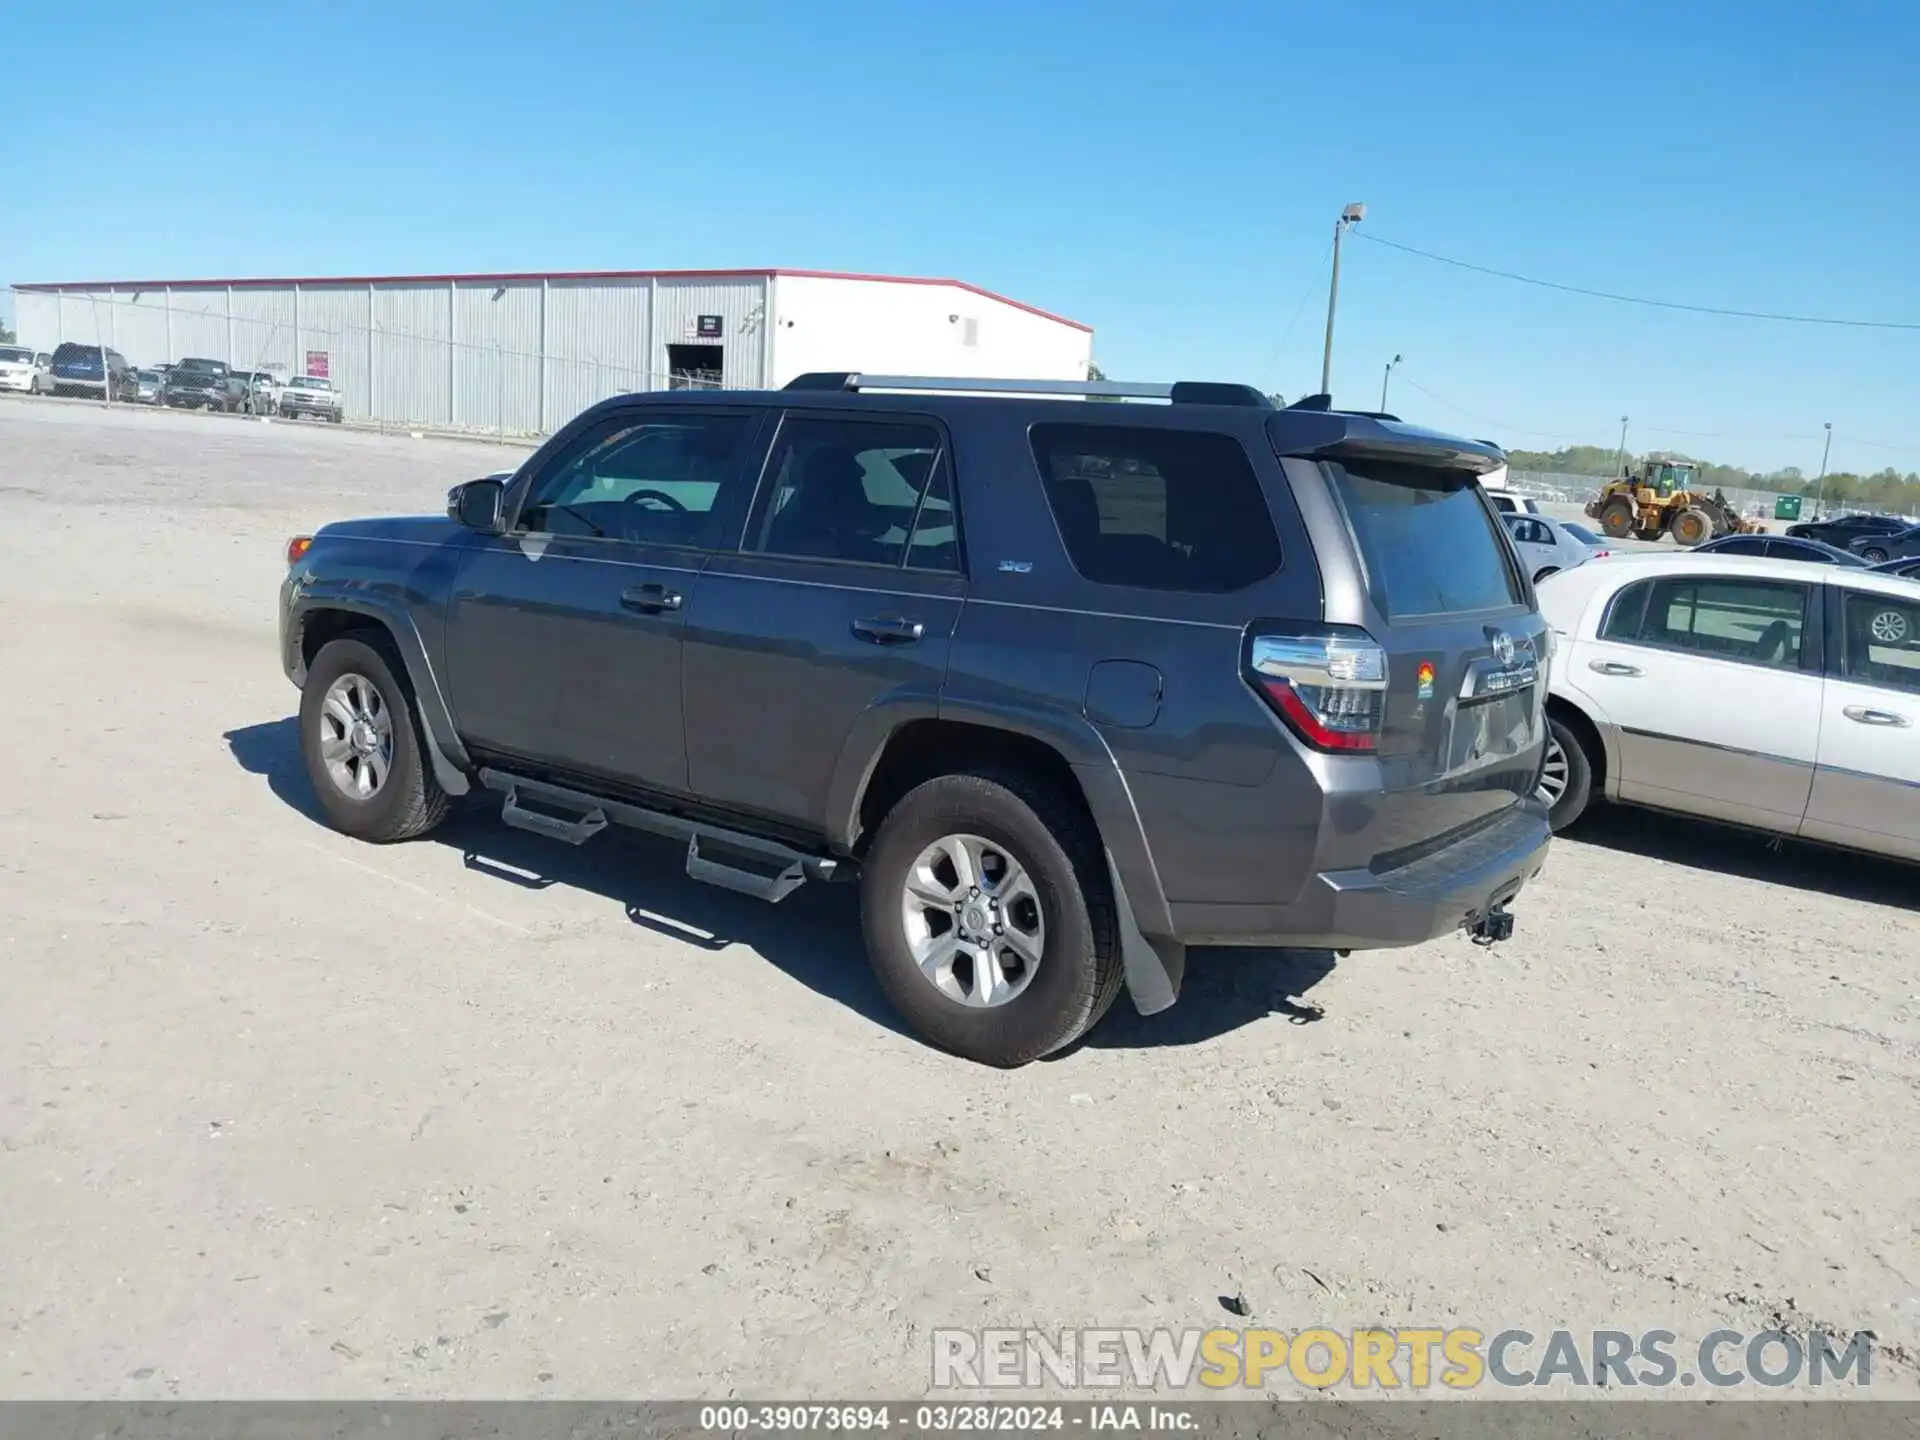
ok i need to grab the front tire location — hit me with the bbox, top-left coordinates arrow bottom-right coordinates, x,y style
860,769 -> 1122,1067
1538,714 -> 1594,832
1671,507 -> 1712,547
299,637 -> 449,843
1599,499 -> 1636,540
1862,547 -> 1890,565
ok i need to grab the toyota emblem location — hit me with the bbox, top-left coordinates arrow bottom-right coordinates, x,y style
1488,629 -> 1517,666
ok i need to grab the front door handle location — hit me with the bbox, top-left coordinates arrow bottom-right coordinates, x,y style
852,615 -> 925,645
1589,660 -> 1643,677
620,583 -> 682,614
1843,705 -> 1910,728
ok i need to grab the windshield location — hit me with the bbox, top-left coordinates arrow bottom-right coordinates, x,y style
0,347 -> 32,364
137,370 -> 158,381
178,359 -> 225,374
291,376 -> 331,389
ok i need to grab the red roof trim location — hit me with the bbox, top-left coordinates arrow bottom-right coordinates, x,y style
10,267 -> 1092,333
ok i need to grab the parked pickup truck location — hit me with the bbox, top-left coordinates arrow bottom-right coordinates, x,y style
163,357 -> 246,412
279,374 -> 344,422
278,374 -> 1550,1065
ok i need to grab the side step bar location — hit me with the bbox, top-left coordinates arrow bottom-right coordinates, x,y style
478,768 -> 840,903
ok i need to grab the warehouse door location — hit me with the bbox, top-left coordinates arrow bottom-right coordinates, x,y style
667,344 -> 724,390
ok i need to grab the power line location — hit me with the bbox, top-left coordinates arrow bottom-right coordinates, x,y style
1262,235 -> 1335,393
1355,232 -> 1920,332
1393,375 -> 1583,440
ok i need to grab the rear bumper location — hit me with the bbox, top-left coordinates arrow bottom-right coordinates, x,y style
1166,799 -> 1551,950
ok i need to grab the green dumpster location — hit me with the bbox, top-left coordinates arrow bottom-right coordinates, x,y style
1774,495 -> 1803,522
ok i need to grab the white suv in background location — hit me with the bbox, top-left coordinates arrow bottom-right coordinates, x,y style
0,344 -> 45,394
1535,554 -> 1920,861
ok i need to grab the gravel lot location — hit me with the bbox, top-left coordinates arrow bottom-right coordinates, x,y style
3,396 -> 1917,1402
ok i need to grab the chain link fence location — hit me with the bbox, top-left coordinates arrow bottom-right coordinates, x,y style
20,289 -> 729,439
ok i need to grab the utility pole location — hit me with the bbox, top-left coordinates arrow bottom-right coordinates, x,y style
1814,422 -> 1833,518
1380,353 -> 1401,411
1319,202 -> 1366,397
1614,415 -> 1629,475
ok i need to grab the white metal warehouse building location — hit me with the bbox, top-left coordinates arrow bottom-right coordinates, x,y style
9,268 -> 1094,435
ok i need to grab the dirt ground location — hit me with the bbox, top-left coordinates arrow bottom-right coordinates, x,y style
2,397 -> 1917,1402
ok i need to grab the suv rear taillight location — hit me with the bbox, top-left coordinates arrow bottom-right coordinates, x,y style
1248,627 -> 1388,753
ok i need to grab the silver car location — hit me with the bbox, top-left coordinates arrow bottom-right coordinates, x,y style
1503,512 -> 1610,584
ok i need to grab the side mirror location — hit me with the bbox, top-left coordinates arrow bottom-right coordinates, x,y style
449,477 -> 506,532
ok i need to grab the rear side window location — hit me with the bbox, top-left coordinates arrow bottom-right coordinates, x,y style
1028,424 -> 1281,593
1323,461 -> 1522,618
1841,590 -> 1920,693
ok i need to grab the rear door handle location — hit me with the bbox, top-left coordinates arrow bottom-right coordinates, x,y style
1843,705 -> 1910,727
1589,660 -> 1642,677
620,583 -> 682,614
852,615 -> 924,644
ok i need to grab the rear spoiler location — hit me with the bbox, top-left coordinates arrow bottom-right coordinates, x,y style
1267,413 -> 1507,478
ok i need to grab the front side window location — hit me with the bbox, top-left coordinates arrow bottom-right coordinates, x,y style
1610,576 -> 1809,670
520,411 -> 754,548
745,415 -> 954,569
1028,424 -> 1281,593
1841,591 -> 1920,694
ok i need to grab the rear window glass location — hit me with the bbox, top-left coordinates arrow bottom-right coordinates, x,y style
1323,461 -> 1523,617
1028,424 -> 1282,593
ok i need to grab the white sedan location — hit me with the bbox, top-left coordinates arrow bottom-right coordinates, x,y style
1535,553 -> 1920,862
1503,512 -> 1611,584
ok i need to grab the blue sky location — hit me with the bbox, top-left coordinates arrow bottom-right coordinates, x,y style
4,0 -> 1915,473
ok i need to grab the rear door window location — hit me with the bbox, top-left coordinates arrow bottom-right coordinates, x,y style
1615,576 -> 1810,670
1027,424 -> 1282,593
745,415 -> 953,569
1322,460 -> 1523,618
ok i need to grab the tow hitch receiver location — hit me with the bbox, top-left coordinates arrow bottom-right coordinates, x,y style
1468,906 -> 1515,946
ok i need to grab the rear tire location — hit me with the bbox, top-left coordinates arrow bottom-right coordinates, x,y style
1862,547 -> 1890,565
1538,715 -> 1594,832
299,637 -> 449,844
1533,566 -> 1559,584
860,768 -> 1122,1067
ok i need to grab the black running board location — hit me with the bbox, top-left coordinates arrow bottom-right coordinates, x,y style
478,768 -> 839,903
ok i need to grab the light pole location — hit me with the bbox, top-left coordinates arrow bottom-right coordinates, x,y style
1814,421 -> 1833,518
1614,415 -> 1629,475
1380,353 -> 1402,411
1319,202 -> 1366,397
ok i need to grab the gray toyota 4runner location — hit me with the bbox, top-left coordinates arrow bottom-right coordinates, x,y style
279,374 -> 1551,1066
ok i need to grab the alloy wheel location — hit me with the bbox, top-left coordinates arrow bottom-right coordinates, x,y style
899,833 -> 1045,1008
317,673 -> 394,799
